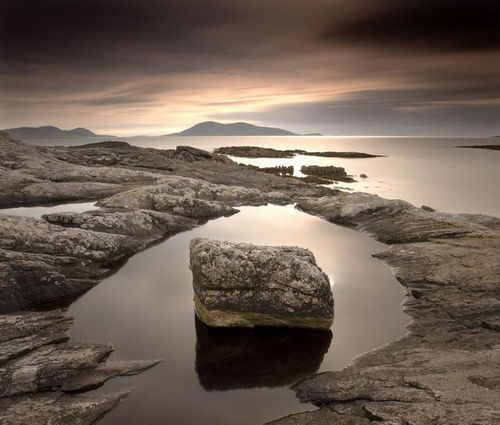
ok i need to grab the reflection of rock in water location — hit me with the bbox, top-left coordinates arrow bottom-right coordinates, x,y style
195,317 -> 332,391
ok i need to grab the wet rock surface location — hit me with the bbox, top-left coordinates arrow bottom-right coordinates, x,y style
189,238 -> 334,330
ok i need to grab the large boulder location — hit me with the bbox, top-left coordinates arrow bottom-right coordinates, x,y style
189,238 -> 334,330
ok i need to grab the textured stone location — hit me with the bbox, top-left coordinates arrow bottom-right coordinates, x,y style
0,391 -> 131,425
297,192 -> 489,243
189,238 -> 334,329
43,208 -> 196,237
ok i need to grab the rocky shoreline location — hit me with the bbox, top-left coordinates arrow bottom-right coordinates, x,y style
0,133 -> 334,424
1,133 -> 498,424
270,193 -> 500,424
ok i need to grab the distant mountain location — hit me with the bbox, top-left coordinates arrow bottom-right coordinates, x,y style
2,126 -> 107,139
168,121 -> 320,136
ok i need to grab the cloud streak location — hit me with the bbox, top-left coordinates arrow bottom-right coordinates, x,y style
0,0 -> 498,135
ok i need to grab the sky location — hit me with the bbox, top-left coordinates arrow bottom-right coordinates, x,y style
0,0 -> 499,136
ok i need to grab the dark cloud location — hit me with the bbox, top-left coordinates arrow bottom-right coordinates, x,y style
322,0 -> 500,52
0,0 -> 243,69
0,0 -> 498,135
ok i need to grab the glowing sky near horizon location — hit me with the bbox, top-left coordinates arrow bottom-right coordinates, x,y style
1,0 -> 499,136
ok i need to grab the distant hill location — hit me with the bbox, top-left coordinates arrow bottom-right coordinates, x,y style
2,126 -> 107,139
168,121 -> 320,136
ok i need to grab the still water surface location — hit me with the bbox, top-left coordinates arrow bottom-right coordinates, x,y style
60,204 -> 409,425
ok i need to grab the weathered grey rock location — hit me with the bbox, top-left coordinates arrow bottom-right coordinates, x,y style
0,309 -> 160,423
0,310 -> 71,364
0,214 -> 145,312
297,192 -> 489,243
0,134 -> 164,207
97,175 -> 290,211
45,138 -> 335,198
0,340 -> 159,396
189,238 -> 334,330
43,208 -> 196,237
267,406 -> 372,425
0,391 -> 131,425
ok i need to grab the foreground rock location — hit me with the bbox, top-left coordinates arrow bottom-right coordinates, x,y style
0,310 -> 160,424
301,165 -> 355,183
0,391 -> 131,425
269,195 -> 500,425
189,238 -> 334,330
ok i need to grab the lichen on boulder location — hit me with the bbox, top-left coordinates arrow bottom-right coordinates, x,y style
189,238 -> 334,330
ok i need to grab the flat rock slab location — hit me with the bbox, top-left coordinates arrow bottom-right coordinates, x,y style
189,238 -> 333,330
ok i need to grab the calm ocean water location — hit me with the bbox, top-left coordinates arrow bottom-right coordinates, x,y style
31,135 -> 500,216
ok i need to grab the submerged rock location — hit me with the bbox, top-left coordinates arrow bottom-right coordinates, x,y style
189,238 -> 334,330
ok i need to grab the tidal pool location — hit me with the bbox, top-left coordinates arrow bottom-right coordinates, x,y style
62,204 -> 410,425
0,201 -> 97,218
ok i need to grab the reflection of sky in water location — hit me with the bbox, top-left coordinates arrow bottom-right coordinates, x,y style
0,201 -> 97,218
61,204 -> 409,425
